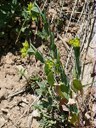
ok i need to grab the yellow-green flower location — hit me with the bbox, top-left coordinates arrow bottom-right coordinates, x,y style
22,40 -> 29,49
46,60 -> 54,69
69,38 -> 80,47
20,40 -> 29,57
27,2 -> 34,13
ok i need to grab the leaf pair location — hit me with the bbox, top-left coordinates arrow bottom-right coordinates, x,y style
44,60 -> 55,86
28,43 -> 45,63
72,79 -> 83,93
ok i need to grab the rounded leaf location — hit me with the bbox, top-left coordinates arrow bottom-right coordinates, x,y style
72,79 -> 82,91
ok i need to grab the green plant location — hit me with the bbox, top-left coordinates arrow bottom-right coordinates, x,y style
0,1 -> 44,47
21,2 -> 83,128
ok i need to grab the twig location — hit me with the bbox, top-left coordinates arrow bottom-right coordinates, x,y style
41,0 -> 47,11
57,34 -> 70,51
15,20 -> 26,44
7,87 -> 26,99
65,0 -> 79,70
65,0 -> 78,34
65,48 -> 73,70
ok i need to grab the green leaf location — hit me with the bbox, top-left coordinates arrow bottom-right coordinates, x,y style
31,12 -> 38,21
47,72 -> 54,86
60,84 -> 69,94
27,43 -> 44,63
55,84 -> 69,100
44,60 -> 54,75
59,65 -> 68,85
21,27 -> 26,32
36,80 -> 47,88
73,47 -> 81,78
61,91 -> 69,100
27,44 -> 36,54
33,2 -> 41,14
58,84 -> 69,100
27,47 -> 35,55
50,32 -> 58,59
69,104 -> 78,113
72,79 -> 82,91
37,29 -> 49,40
32,6 -> 40,13
35,51 -> 45,63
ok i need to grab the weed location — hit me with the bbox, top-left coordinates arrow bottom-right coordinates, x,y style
20,2 -> 83,128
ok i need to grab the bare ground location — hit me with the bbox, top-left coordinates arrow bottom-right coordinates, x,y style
0,53 -> 40,128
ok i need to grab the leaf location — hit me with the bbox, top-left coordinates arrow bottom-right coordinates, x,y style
37,28 -> 49,40
12,0 -> 17,4
55,84 -> 69,100
21,27 -> 26,32
27,43 -> 44,63
27,48 -> 35,55
35,51 -> 45,63
32,6 -> 40,13
36,81 -> 47,95
61,92 -> 69,100
55,85 -> 63,97
50,32 -> 58,59
60,84 -> 69,94
17,65 -> 27,77
72,79 -> 82,91
47,72 -> 54,86
27,43 -> 36,55
36,88 -> 44,96
73,47 -> 81,78
44,60 -> 54,75
33,2 -> 41,14
69,104 -> 78,114
36,80 -> 47,88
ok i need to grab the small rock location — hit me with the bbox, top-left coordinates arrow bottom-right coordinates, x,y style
85,112 -> 91,119
5,52 -> 15,64
32,110 -> 40,118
